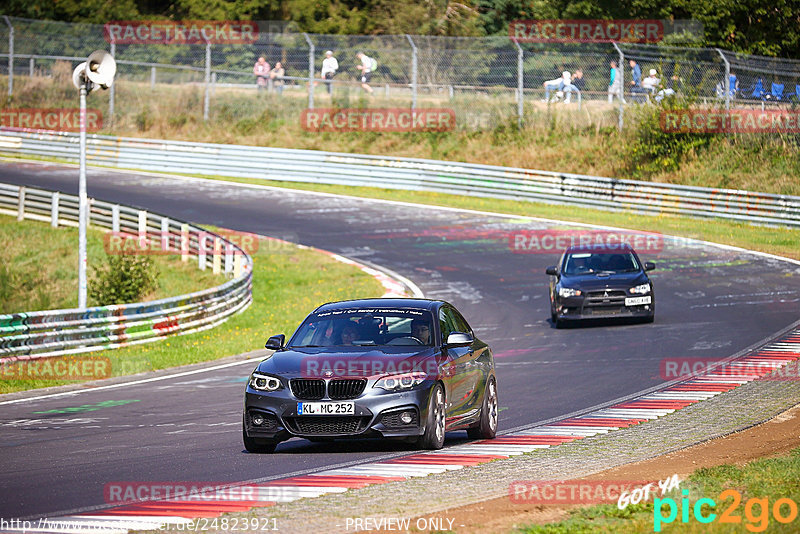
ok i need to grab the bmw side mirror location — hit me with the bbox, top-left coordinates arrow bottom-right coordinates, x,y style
444,332 -> 473,348
545,266 -> 558,276
644,262 -> 656,271
265,334 -> 285,351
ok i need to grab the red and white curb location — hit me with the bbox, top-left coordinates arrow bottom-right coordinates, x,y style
6,329 -> 799,533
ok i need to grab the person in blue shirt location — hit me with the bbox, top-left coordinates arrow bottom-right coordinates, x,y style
629,59 -> 642,91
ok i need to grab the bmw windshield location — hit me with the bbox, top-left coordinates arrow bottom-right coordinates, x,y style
288,308 -> 435,347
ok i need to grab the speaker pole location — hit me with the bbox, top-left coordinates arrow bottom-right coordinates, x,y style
78,81 -> 88,310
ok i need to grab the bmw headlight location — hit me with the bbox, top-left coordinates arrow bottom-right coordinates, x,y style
629,283 -> 651,295
249,373 -> 282,392
558,287 -> 582,298
374,372 -> 427,391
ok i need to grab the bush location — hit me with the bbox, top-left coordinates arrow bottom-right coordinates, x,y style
626,97 -> 713,178
89,255 -> 159,305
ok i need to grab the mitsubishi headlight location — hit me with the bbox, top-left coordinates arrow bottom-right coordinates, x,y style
374,372 -> 427,391
558,287 -> 582,298
249,373 -> 282,392
629,283 -> 651,295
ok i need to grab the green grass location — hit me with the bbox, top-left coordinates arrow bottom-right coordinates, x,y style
518,448 -> 800,533
0,233 -> 385,393
0,214 -> 225,313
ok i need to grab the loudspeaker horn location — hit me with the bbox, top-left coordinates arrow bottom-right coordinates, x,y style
85,50 -> 117,90
72,62 -> 88,90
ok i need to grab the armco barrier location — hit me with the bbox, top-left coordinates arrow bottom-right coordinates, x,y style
0,182 -> 253,362
1,130 -> 799,227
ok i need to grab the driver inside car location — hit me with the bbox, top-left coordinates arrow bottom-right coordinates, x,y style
410,318 -> 432,345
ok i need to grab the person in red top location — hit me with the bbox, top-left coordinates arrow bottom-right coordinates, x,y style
253,56 -> 271,93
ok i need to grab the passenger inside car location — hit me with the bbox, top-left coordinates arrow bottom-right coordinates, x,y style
338,323 -> 359,345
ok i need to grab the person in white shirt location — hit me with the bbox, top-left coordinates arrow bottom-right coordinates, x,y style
642,69 -> 660,93
321,50 -> 338,95
356,52 -> 374,94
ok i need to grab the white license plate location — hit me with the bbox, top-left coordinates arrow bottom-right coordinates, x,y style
297,402 -> 354,415
625,296 -> 652,306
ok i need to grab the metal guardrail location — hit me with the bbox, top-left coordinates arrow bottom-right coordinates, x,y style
1,129 -> 799,227
0,181 -> 253,362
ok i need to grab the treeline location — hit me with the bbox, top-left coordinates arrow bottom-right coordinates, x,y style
4,0 -> 799,58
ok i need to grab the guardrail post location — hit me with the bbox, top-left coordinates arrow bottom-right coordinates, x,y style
4,16 -> 13,96
108,41 -> 116,125
612,42 -> 625,131
160,217 -> 169,252
213,238 -> 222,274
198,232 -> 207,270
512,39 -> 523,129
406,35 -> 418,110
112,204 -> 120,233
224,243 -> 233,274
715,48 -> 731,110
181,223 -> 190,262
138,210 -> 148,249
203,42 -> 211,121
234,253 -> 243,278
302,33 -> 314,110
51,191 -> 59,227
150,66 -> 156,89
17,186 -> 25,221
29,57 -> 34,77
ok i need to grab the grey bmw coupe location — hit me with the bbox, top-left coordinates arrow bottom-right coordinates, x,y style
243,298 -> 498,453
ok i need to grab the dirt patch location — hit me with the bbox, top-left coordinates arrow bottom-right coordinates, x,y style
413,402 -> 800,533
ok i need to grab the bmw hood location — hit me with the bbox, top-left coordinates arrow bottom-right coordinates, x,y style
255,347 -> 437,379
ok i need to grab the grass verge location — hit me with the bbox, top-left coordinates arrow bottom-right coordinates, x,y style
519,447 -> 800,533
0,214 -> 224,313
0,227 -> 386,394
4,71 -> 800,196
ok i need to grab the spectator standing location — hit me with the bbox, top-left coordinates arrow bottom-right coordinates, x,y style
356,52 -> 375,94
270,62 -> 285,96
629,59 -> 642,91
253,56 -> 271,93
608,60 -> 623,102
321,50 -> 338,95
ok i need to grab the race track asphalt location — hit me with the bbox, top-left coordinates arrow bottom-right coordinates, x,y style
2,161 -> 799,519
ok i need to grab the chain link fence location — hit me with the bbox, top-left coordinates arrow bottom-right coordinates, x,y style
1,16 -> 799,132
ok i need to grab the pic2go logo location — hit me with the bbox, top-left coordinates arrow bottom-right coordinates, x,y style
654,489 -> 800,532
